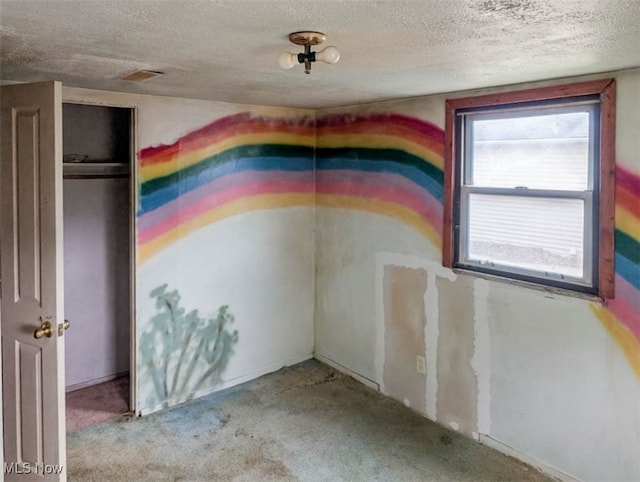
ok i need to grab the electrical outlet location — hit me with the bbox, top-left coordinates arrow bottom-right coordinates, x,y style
416,355 -> 426,375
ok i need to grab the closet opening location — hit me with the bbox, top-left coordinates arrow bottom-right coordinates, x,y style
62,102 -> 135,431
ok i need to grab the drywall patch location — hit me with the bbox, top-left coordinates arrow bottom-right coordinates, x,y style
382,265 -> 428,414
375,253 -> 455,421
436,275 -> 478,438
472,278 -> 491,436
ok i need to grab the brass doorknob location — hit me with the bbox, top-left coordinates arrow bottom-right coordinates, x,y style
63,319 -> 71,330
34,321 -> 53,339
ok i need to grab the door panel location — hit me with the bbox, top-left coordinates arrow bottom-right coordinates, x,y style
1,81 -> 66,481
16,108 -> 43,303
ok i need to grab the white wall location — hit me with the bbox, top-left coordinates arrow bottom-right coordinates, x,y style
137,207 -> 315,412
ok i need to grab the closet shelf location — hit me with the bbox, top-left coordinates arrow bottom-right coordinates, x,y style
63,162 -> 130,179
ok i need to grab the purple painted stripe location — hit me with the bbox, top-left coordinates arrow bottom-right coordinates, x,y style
138,170 -> 314,231
317,169 -> 442,216
616,274 -> 640,311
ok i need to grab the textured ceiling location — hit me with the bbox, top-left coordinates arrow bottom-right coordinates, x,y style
1,0 -> 639,109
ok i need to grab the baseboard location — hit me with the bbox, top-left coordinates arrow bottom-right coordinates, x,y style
479,434 -> 580,481
139,352 -> 314,416
313,354 -> 380,391
66,371 -> 129,393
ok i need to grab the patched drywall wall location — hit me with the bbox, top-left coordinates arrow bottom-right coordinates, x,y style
383,266 -> 427,413
436,276 -> 478,438
314,69 -> 640,481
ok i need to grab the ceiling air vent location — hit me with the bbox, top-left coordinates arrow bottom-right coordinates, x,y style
121,70 -> 164,82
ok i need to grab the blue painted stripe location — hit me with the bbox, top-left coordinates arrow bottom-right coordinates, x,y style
316,158 -> 443,202
615,252 -> 640,290
140,156 -> 313,214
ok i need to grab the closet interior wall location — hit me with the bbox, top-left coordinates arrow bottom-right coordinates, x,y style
62,103 -> 131,391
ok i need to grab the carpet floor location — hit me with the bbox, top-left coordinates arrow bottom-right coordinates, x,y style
66,375 -> 129,432
67,360 -> 550,481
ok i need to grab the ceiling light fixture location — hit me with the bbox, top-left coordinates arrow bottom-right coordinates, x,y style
279,31 -> 340,75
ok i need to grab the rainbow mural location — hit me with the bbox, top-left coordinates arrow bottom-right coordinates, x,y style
137,112 -> 445,263
590,166 -> 640,377
315,113 -> 444,248
138,113 -> 316,262
137,111 -> 639,377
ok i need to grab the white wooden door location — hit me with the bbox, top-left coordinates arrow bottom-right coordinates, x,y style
1,82 -> 66,481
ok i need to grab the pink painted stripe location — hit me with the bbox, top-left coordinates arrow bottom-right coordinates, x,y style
139,169 -> 443,244
317,180 -> 442,234
605,296 -> 640,342
139,181 -> 313,244
615,274 -> 640,312
318,169 -> 442,219
139,170 -> 314,231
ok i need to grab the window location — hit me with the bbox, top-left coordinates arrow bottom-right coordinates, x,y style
444,80 -> 615,298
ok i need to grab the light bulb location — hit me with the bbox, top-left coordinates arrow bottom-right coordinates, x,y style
316,46 -> 340,64
279,52 -> 299,70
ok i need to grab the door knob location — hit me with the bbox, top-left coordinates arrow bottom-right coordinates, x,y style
57,319 -> 71,336
34,319 -> 70,338
34,321 -> 53,339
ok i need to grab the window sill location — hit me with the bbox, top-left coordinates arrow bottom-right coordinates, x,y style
451,267 -> 605,304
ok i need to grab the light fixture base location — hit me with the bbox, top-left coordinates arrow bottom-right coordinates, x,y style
288,31 -> 326,46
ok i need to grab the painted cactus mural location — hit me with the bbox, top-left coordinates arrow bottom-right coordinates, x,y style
139,285 -> 238,408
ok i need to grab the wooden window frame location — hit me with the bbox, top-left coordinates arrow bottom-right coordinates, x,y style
443,79 -> 616,299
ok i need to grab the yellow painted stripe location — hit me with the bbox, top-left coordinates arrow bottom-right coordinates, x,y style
139,192 -> 443,264
316,193 -> 442,248
317,134 -> 444,170
141,132 -> 315,181
590,303 -> 640,379
616,205 -> 640,241
138,193 -> 314,263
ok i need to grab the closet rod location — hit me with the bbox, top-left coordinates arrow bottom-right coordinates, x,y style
63,174 -> 130,180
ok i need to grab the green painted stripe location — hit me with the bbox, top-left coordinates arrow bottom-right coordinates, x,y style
141,144 -> 314,196
316,147 -> 443,184
616,229 -> 640,264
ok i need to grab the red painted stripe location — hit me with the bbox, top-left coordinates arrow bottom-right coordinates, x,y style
616,165 -> 640,195
140,114 -> 315,166
139,113 -> 445,167
317,113 -> 444,142
318,121 -> 444,157
617,184 -> 640,218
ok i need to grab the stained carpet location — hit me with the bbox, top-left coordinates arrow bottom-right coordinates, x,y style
67,361 -> 550,481
66,375 -> 129,432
